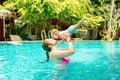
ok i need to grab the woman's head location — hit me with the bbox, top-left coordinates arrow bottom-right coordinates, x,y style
42,39 -> 56,52
42,39 -> 51,52
41,39 -> 56,63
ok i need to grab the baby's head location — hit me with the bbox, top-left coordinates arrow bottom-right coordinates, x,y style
51,29 -> 59,39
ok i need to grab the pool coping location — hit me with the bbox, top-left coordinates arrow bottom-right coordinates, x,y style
0,40 -> 119,43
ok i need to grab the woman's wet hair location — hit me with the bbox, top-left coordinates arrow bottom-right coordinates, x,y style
41,40 -> 51,63
42,40 -> 51,52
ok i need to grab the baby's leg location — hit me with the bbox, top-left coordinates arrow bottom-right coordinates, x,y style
73,18 -> 87,29
66,26 -> 77,36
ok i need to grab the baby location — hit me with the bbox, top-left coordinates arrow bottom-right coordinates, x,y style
51,18 -> 87,43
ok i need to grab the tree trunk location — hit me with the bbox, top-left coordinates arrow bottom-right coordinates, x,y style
107,0 -> 115,40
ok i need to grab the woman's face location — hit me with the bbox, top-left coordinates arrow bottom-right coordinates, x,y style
46,39 -> 56,46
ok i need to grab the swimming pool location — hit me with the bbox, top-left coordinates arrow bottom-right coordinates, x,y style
0,41 -> 120,80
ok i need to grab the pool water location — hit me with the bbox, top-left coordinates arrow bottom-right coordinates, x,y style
0,41 -> 120,80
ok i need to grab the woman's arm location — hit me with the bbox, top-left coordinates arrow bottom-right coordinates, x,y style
51,32 -> 75,58
51,41 -> 75,58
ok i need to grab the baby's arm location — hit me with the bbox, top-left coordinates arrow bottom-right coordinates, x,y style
58,33 -> 66,40
58,33 -> 67,44
59,40 -> 64,44
59,31 -> 70,44
59,34 -> 66,44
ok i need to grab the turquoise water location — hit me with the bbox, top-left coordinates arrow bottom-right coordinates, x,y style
0,41 -> 120,80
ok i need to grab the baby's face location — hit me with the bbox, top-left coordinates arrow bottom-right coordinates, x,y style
51,29 -> 59,40
52,32 -> 59,39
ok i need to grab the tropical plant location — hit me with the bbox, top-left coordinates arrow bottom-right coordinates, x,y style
3,0 -> 91,27
91,0 -> 120,40
2,0 -> 114,40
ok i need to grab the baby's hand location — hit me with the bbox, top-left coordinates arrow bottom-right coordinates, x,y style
59,40 -> 64,44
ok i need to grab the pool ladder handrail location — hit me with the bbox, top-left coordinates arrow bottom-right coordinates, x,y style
41,30 -> 47,40
48,30 -> 51,39
41,30 -> 51,40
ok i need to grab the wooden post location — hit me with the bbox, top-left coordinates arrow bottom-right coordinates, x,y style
0,18 -> 4,41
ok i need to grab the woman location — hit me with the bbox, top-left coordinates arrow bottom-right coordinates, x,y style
42,33 -> 75,63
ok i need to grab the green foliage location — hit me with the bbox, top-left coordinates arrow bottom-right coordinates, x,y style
2,0 -> 112,40
118,20 -> 120,28
100,30 -> 107,40
85,14 -> 104,30
11,24 -> 28,40
5,25 -> 9,38
3,0 -> 91,26
0,5 -> 4,9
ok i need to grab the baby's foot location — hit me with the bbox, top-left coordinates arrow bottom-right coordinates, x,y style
82,18 -> 88,22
